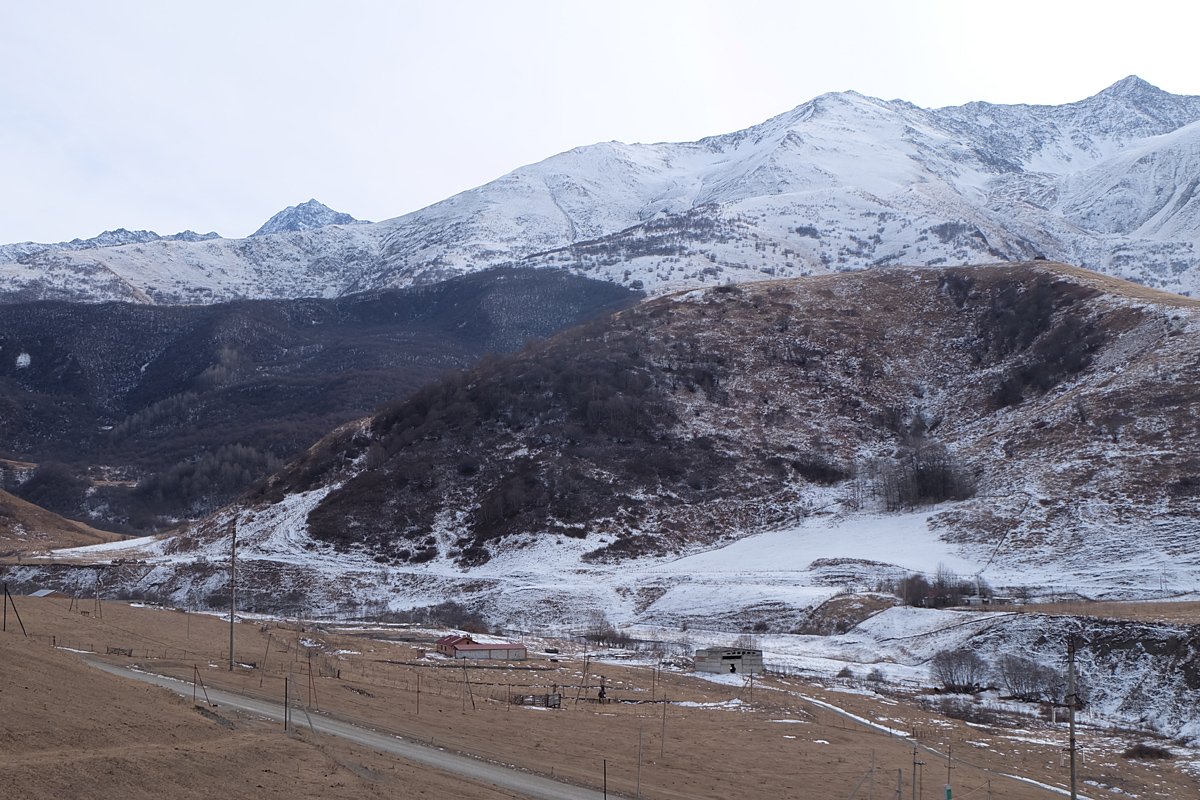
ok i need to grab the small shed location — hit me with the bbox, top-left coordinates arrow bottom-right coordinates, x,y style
694,647 -> 764,675
436,634 -> 527,661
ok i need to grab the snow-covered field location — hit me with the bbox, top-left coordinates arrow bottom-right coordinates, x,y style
40,499 -> 1200,628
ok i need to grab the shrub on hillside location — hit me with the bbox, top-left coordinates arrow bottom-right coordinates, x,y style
1122,743 -> 1173,760
935,697 -> 1003,726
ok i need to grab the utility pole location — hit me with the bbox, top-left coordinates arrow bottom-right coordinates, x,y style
228,526 -> 236,671
1067,636 -> 1079,800
306,653 -> 313,703
912,747 -> 925,800
3,584 -> 28,636
945,743 -> 953,800
636,727 -> 644,800
461,664 -> 476,711
660,696 -> 669,758
260,634 -> 272,688
574,654 -> 591,706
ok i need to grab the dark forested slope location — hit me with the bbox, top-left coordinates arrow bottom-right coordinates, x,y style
0,268 -> 638,530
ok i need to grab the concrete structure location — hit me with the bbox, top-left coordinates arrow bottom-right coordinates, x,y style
694,647 -> 764,675
436,634 -> 527,661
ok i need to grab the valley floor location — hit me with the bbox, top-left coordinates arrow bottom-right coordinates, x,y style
2,597 -> 1198,799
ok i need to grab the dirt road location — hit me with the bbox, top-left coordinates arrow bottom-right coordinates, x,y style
85,657 -> 617,800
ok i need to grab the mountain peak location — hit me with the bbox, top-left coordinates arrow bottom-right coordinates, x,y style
251,199 -> 367,237
1096,75 -> 1167,101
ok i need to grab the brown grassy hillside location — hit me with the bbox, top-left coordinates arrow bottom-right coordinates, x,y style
0,489 -> 126,556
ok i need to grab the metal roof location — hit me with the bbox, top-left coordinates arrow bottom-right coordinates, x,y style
452,642 -> 526,651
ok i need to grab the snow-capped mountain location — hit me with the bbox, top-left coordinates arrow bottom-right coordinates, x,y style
3,76 -> 1200,304
251,198 -> 368,237
0,227 -> 220,265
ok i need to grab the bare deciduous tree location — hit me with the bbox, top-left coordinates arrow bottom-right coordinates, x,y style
930,648 -> 988,693
995,654 -> 1063,702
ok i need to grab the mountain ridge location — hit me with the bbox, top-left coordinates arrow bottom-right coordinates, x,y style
3,77 -> 1200,304
0,198 -> 362,264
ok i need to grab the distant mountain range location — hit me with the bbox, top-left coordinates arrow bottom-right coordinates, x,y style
2,76 -> 1199,304
0,227 -> 222,265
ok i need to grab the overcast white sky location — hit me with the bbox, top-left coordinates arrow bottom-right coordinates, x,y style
1,1 -> 1198,243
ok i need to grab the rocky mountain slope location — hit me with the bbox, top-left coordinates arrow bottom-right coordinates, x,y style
0,268 -> 637,531
165,262 -> 1200,598
3,77 -> 1200,304
251,199 -> 368,237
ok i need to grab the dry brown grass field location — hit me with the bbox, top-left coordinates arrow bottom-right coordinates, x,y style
1015,600 -> 1200,626
0,489 -> 128,555
1043,262 -> 1200,308
2,596 -> 1197,799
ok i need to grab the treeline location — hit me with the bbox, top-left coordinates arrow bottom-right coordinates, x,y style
133,443 -> 283,516
876,565 -> 988,608
372,601 -> 490,633
307,320 -> 752,564
959,271 -> 1108,408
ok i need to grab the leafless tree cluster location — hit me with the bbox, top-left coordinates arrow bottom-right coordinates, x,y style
995,654 -> 1064,702
849,443 -> 975,512
929,648 -> 988,693
880,564 -> 988,608
583,610 -> 631,647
